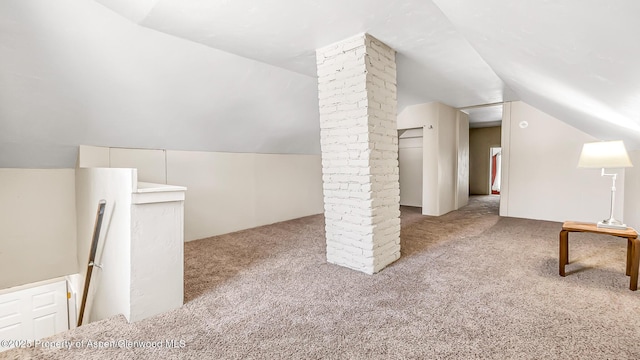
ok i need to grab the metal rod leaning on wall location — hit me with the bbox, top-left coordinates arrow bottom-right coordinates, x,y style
77,199 -> 106,327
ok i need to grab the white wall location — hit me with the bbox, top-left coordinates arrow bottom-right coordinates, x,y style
624,150 -> 640,229
167,150 -> 324,240
456,112 -> 470,208
0,0 -> 320,168
397,102 -> 468,216
78,145 -> 324,240
75,168 -> 135,322
253,153 -> 324,228
420,104 -> 440,216
0,169 -> 77,289
398,103 -> 439,130
77,145 -> 109,168
501,101 -> 625,223
437,103 -> 458,214
110,148 -> 166,184
78,145 -> 165,184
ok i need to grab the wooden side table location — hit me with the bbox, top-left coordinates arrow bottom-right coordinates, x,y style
559,221 -> 639,291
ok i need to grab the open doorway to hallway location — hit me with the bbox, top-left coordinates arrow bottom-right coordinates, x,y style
468,125 -> 502,198
462,103 -> 503,208
490,147 -> 501,195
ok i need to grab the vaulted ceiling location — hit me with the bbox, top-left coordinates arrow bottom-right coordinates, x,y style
2,0 -> 640,168
95,0 -> 513,110
94,0 -> 640,147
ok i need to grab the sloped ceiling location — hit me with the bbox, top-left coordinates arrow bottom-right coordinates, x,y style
94,0 -> 514,110
96,0 -> 640,148
431,0 -> 640,147
0,0 -> 320,168
3,0 -> 640,168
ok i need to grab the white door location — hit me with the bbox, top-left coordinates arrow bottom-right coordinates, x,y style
0,280 -> 68,352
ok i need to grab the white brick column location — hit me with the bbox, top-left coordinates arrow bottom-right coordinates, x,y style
316,33 -> 400,274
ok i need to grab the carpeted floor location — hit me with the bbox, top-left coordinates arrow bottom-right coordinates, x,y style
4,196 -> 640,359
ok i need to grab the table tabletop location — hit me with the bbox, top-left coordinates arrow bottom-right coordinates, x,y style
562,221 -> 638,238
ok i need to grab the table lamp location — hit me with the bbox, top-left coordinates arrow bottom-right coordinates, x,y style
578,140 -> 633,229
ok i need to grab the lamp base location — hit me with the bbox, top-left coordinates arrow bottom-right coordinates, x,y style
597,219 -> 628,230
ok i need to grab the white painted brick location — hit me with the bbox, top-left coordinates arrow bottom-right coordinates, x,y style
373,142 -> 398,151
363,239 -> 399,258
348,159 -> 369,167
319,106 -> 338,115
336,102 -> 357,112
318,33 -> 399,275
346,142 -> 370,151
373,251 -> 400,273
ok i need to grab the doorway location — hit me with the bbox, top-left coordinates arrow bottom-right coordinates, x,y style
489,147 -> 501,195
398,128 -> 423,208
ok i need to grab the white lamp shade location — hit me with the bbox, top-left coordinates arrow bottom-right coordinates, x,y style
578,140 -> 633,168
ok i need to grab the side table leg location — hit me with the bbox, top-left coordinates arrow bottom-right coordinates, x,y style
627,238 -> 632,276
631,239 -> 639,291
559,230 -> 568,277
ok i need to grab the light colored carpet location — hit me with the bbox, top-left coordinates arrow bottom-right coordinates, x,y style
4,196 -> 640,359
